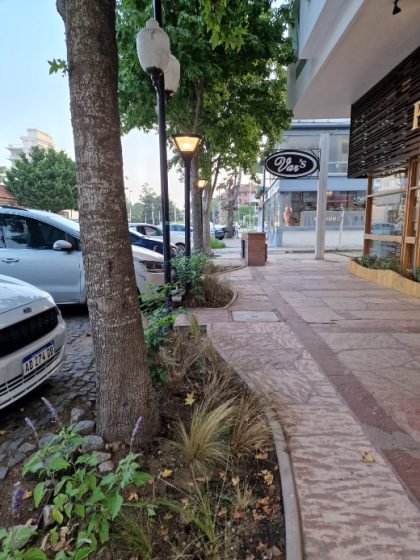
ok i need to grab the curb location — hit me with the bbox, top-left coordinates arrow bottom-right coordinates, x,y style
208,325 -> 304,560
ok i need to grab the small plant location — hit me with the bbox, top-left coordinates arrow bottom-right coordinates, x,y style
211,238 -> 226,249
143,305 -> 180,383
0,526 -> 44,560
413,266 -> 420,282
379,257 -> 400,271
359,254 -> 377,268
172,252 -> 209,290
174,399 -> 237,475
188,274 -> 233,308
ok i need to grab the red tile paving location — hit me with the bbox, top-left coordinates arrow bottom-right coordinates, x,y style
178,254 -> 420,559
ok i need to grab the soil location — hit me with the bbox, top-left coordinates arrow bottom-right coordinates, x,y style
1,332 -> 285,559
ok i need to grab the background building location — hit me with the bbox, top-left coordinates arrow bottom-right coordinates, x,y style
286,0 -> 420,267
7,129 -> 58,163
262,120 -> 367,246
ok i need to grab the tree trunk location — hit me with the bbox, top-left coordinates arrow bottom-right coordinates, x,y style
57,0 -> 160,444
202,157 -> 221,254
226,170 -> 241,238
191,157 -> 203,251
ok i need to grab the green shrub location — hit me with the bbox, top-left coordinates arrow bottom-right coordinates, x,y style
359,254 -> 377,268
211,238 -> 226,249
379,257 -> 400,271
413,267 -> 420,282
171,252 -> 208,290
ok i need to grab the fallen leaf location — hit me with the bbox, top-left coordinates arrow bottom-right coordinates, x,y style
231,475 -> 240,487
255,451 -> 268,460
128,492 -> 139,502
362,451 -> 375,464
232,510 -> 245,520
219,470 -> 227,482
262,505 -> 273,515
256,541 -> 267,551
51,526 -> 70,552
160,525 -> 169,537
161,468 -> 173,478
252,510 -> 264,522
256,496 -> 270,507
181,498 -> 190,508
269,545 -> 282,557
185,392 -> 196,405
217,507 -> 228,518
25,518 -> 36,527
23,490 -> 33,500
260,470 -> 274,485
163,512 -> 173,520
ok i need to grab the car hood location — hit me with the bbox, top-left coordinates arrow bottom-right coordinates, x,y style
0,275 -> 51,315
131,245 -> 164,262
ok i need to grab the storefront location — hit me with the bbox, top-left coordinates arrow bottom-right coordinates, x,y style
348,46 -> 420,271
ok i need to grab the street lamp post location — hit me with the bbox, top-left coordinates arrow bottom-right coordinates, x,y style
136,12 -> 180,298
171,134 -> 202,256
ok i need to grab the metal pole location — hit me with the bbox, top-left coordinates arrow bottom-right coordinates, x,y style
315,133 -> 330,259
152,0 -> 171,296
185,160 -> 191,257
262,167 -> 266,232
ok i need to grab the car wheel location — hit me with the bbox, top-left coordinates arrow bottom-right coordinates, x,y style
175,243 -> 185,255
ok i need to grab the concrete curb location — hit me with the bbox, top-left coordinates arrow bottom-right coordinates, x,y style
207,325 -> 304,560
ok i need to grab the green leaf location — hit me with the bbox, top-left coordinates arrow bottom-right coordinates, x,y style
133,471 -> 152,486
46,454 -> 70,473
64,503 -> 73,520
147,504 -> 157,518
108,492 -> 123,520
33,482 -> 46,508
85,487 -> 106,506
0,528 -> 8,540
52,509 -> 64,525
74,547 -> 94,560
22,549 -> 48,560
99,519 -> 110,544
75,504 -> 85,519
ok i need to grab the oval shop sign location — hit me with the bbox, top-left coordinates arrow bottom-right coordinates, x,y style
265,150 -> 319,179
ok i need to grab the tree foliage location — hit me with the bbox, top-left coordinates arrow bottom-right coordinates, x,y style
117,0 -> 294,248
131,183 -> 181,223
5,146 -> 77,212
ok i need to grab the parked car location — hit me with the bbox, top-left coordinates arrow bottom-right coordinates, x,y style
0,274 -> 67,409
130,222 -> 186,253
214,225 -> 227,240
0,206 -> 169,304
128,228 -> 178,258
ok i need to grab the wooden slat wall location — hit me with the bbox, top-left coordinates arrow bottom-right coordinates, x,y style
349,47 -> 420,178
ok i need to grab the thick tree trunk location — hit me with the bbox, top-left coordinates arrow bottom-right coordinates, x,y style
58,0 -> 159,443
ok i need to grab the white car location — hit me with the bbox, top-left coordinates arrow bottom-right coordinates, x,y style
0,207 -> 168,304
130,222 -> 186,253
0,275 -> 66,409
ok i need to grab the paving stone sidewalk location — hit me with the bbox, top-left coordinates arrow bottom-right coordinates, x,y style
0,308 -> 94,480
177,254 -> 420,559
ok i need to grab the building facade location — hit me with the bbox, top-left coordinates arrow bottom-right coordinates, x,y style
7,129 -> 58,163
262,120 -> 367,246
286,0 -> 420,267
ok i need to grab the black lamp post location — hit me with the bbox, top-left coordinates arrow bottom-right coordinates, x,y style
136,7 -> 180,301
171,134 -> 202,256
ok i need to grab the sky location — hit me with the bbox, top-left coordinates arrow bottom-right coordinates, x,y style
0,0 -> 186,207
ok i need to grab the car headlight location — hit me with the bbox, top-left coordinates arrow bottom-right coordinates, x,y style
140,260 -> 164,272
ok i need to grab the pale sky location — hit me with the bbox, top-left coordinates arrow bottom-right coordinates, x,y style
0,0 -> 185,207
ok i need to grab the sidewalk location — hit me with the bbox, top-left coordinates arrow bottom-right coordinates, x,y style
177,253 -> 420,559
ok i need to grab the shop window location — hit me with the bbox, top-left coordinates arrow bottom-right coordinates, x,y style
370,191 -> 406,235
369,240 -> 401,261
372,172 -> 408,194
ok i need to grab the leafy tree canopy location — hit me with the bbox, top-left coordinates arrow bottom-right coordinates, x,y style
131,183 -> 181,223
116,0 -> 295,178
5,147 -> 77,213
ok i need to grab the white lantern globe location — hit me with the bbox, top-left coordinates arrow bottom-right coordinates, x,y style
136,19 -> 171,74
164,54 -> 180,95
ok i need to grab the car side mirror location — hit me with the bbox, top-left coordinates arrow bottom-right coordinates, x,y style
53,240 -> 73,251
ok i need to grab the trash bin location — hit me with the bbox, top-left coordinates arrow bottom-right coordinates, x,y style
241,233 -> 266,266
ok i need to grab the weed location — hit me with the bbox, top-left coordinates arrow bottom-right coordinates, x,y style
172,252 -> 209,290
174,400 -> 237,475
414,266 -> 420,282
379,257 -> 400,271
359,254 -> 377,268
187,275 -> 233,308
111,512 -> 152,559
232,483 -> 254,512
211,238 -> 226,249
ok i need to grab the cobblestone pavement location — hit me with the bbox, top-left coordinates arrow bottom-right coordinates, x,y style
0,306 -> 93,480
177,254 -> 420,559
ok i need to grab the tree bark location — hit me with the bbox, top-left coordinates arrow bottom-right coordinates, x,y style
57,0 -> 159,444
202,157 -> 221,254
226,170 -> 242,238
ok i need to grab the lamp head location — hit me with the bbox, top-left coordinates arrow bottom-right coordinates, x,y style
197,179 -> 207,189
165,54 -> 180,95
136,19 -> 171,74
171,134 -> 202,163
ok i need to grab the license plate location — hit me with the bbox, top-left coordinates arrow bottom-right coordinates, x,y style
23,342 -> 55,375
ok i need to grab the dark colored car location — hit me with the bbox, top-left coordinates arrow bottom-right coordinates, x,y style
129,229 -> 178,258
214,225 -> 227,240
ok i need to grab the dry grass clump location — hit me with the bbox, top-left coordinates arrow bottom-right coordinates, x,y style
174,399 -> 237,475
232,482 -> 254,512
159,317 -> 209,389
231,394 -> 272,460
187,275 -> 233,308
